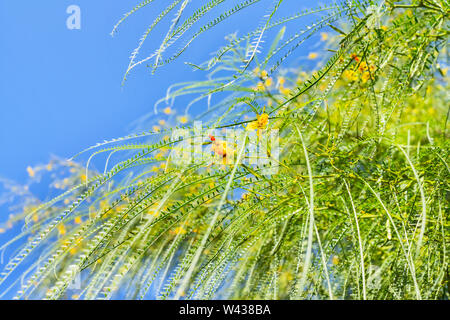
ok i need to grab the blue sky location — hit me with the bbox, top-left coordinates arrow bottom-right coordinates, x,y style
0,0 -> 217,182
0,0 -> 328,184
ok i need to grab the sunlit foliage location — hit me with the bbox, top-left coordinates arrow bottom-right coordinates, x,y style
0,0 -> 448,300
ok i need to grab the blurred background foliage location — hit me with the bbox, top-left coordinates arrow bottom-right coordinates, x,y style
0,0 -> 448,299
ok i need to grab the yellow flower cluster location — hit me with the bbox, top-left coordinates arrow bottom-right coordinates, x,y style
171,226 -> 187,235
211,140 -> 235,163
308,52 -> 318,60
246,113 -> 269,131
277,76 -> 291,96
27,166 -> 35,178
342,54 -> 377,84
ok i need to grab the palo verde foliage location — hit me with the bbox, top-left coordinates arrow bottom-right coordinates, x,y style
0,0 -> 448,299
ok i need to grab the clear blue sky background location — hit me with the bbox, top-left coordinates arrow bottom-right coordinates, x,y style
0,0 -> 224,183
0,0 -> 329,190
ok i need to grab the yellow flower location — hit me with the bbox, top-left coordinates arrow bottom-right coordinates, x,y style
264,77 -> 273,87
158,119 -> 166,126
358,61 -> 368,73
80,174 -> 87,183
343,69 -> 358,82
163,107 -> 172,115
246,113 -> 269,131
0,228 -> 6,234
255,81 -> 265,91
147,208 -> 160,217
26,166 -> 35,178
241,193 -> 250,201
177,289 -> 186,297
260,70 -> 268,79
100,200 -> 109,210
57,224 -> 66,236
279,86 -> 291,96
153,125 -> 161,132
172,226 -> 187,235
211,140 -> 234,160
46,163 -> 53,171
320,32 -> 328,41
277,76 -> 285,86
332,255 -> 339,265
32,214 -> 39,222
308,52 -> 318,60
178,116 -> 188,124
74,217 -> 82,224
361,71 -> 372,83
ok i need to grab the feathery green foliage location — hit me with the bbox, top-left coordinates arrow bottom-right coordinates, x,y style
0,0 -> 448,300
